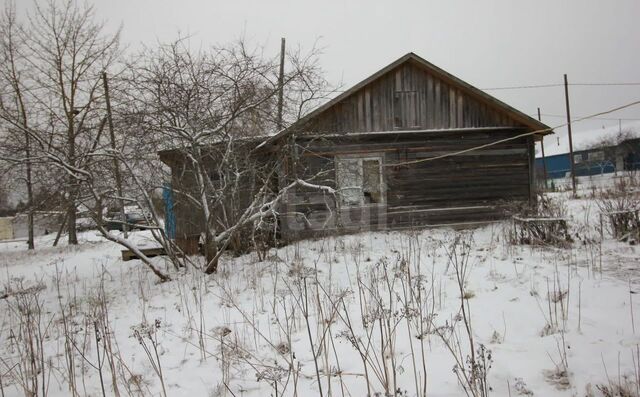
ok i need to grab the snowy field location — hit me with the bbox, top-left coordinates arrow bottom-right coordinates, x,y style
548,172 -> 640,194
1,190 -> 640,396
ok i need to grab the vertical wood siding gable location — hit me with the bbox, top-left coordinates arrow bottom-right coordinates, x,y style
307,61 -> 521,134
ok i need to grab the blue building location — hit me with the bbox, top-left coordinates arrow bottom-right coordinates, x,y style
535,138 -> 640,180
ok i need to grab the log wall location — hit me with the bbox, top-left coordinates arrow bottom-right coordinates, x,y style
280,129 -> 534,240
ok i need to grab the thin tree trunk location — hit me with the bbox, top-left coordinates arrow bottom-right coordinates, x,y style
102,71 -> 127,238
67,192 -> 78,245
10,45 -> 35,249
204,228 -> 218,274
67,111 -> 78,245
23,120 -> 34,249
53,213 -> 67,247
23,115 -> 34,249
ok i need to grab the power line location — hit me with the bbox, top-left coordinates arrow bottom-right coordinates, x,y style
482,82 -> 640,91
481,83 -> 563,91
571,82 -> 640,87
289,81 -> 640,94
386,99 -> 640,167
535,113 -> 640,122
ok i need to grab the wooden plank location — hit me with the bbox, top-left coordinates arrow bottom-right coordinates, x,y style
441,83 -> 450,127
417,71 -> 425,127
393,92 -> 401,129
434,79 -> 442,128
121,247 -> 167,262
372,84 -> 380,131
426,73 -> 434,128
357,93 -> 364,132
449,88 -> 457,128
365,88 -> 372,131
457,94 -> 464,127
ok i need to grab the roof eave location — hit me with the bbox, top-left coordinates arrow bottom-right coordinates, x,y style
258,52 -> 554,149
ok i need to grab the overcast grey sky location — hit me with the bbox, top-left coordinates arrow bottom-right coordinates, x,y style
11,0 -> 640,152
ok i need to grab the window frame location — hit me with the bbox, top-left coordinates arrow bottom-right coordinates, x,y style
589,150 -> 605,161
335,153 -> 386,207
573,153 -> 584,164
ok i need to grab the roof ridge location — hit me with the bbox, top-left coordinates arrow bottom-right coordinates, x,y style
257,52 -> 552,149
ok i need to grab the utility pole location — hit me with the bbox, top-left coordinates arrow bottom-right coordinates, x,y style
102,71 -> 128,238
564,74 -> 577,196
619,119 -> 622,134
538,107 -> 548,190
276,37 -> 286,131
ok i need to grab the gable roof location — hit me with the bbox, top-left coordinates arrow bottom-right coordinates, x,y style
259,52 -> 553,148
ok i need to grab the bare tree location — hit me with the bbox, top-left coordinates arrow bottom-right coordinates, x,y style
0,2 -> 35,248
0,0 -> 121,246
0,2 -> 334,281
121,37 -> 335,273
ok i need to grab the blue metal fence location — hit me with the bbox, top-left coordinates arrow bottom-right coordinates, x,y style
163,183 -> 176,239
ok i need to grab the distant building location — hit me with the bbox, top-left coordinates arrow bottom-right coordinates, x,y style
536,137 -> 640,180
0,217 -> 13,240
10,213 -> 62,239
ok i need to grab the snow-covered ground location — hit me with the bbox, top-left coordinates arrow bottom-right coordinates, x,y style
1,188 -> 640,396
548,172 -> 635,192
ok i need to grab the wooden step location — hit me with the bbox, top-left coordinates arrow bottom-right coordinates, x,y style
121,247 -> 166,261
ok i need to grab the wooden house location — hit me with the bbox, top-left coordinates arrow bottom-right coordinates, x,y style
160,52 -> 552,248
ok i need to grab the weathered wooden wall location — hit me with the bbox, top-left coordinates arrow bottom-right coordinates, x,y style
162,55 -> 543,245
280,130 -> 534,240
162,145 -> 280,252
168,161 -> 204,240
303,59 -> 521,134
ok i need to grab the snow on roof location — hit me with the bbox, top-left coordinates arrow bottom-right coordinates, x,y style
537,120 -> 640,158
